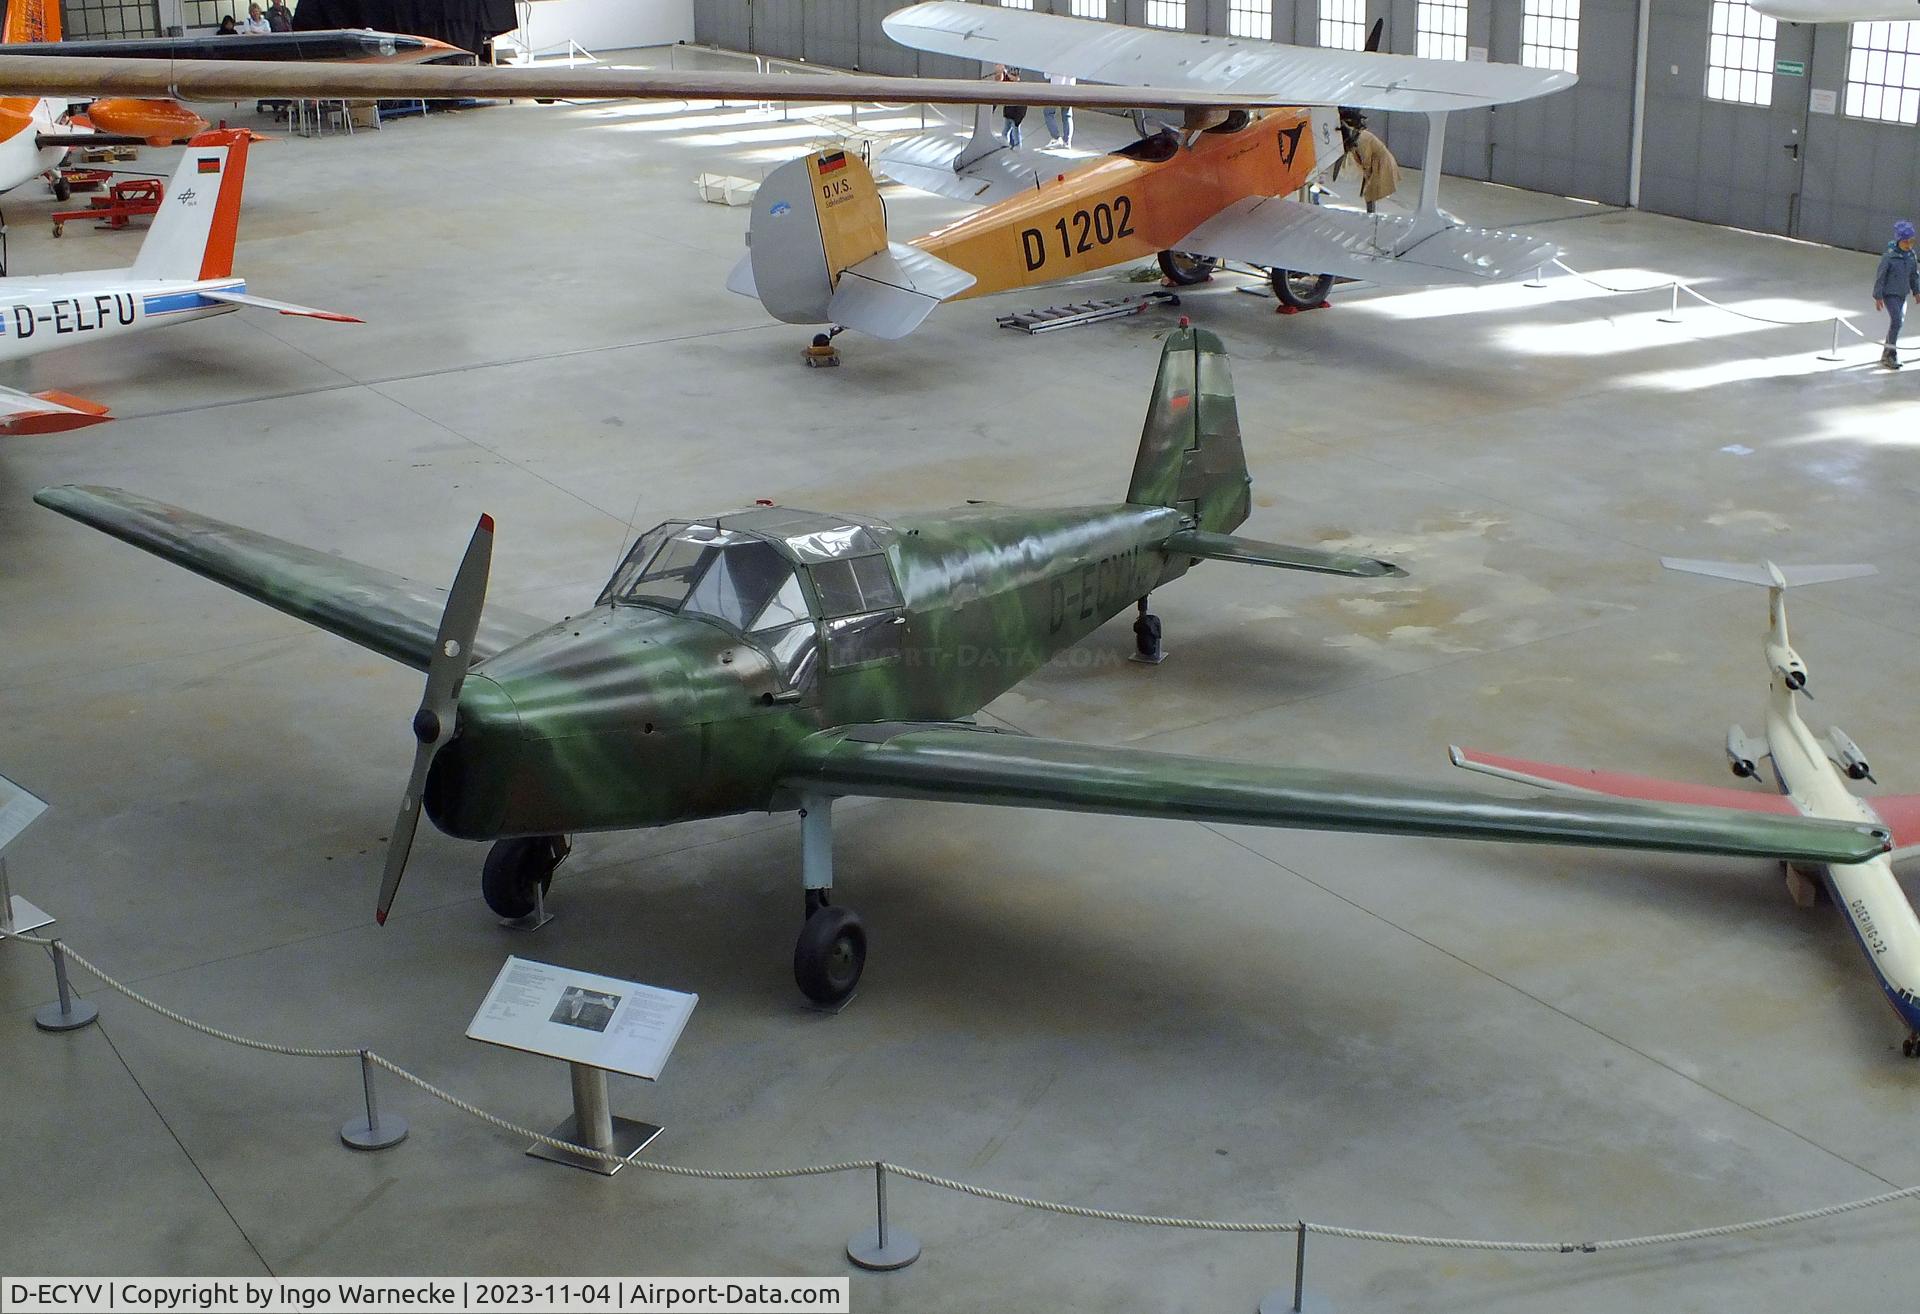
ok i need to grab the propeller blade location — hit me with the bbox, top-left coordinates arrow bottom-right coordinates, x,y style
1365,18 -> 1385,51
373,512 -> 494,925
375,740 -> 435,924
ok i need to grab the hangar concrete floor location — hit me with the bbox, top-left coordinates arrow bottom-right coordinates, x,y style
3,51 -> 1919,1312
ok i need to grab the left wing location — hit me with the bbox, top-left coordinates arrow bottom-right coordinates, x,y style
0,386 -> 109,437
198,289 -> 363,323
1177,196 -> 1558,287
883,1 -> 1575,113
779,724 -> 1890,865
1449,745 -> 1803,813
877,133 -> 1049,207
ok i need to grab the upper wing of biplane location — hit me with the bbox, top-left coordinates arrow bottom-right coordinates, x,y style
778,723 -> 1890,866
883,0 -> 1576,113
33,485 -> 554,671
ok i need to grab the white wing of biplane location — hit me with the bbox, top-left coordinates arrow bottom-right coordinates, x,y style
882,1 -> 1575,112
1177,196 -> 1560,287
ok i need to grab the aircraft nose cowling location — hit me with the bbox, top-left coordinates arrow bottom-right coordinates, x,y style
421,672 -> 522,839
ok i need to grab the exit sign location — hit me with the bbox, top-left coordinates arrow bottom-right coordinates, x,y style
1775,58 -> 1807,76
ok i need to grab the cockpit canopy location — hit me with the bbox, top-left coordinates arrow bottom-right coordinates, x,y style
597,507 -> 905,685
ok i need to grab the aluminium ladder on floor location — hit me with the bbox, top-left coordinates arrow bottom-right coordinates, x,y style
995,290 -> 1180,334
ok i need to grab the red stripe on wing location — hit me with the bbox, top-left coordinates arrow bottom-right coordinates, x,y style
1866,795 -> 1920,851
1453,748 -> 1801,815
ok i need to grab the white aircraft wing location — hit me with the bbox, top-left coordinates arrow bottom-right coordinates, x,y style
883,1 -> 1574,113
1175,196 -> 1558,286
876,133 -> 1049,207
0,386 -> 110,437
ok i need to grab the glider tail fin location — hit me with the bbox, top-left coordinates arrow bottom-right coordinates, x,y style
1127,325 -> 1251,535
132,129 -> 251,281
4,0 -> 60,45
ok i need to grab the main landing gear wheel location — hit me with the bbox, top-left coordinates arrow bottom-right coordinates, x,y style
1157,250 -> 1218,286
1904,1032 -> 1919,1058
1270,269 -> 1334,310
481,835 -> 570,919
794,896 -> 867,1006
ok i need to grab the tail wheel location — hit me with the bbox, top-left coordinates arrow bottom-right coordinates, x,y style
1157,250 -> 1218,286
1270,270 -> 1334,309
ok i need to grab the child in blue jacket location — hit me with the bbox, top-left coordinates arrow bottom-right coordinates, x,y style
1875,220 -> 1920,369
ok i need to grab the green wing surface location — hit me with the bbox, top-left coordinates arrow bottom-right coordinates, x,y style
1163,529 -> 1407,578
781,724 -> 1890,865
34,485 -> 553,671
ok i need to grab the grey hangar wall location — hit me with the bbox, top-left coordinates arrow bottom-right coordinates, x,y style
692,0 -> 1918,254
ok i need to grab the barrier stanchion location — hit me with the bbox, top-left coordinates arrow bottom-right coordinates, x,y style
1258,1224 -> 1315,1314
1819,318 -> 1846,362
33,938 -> 97,1032
1525,265 -> 1548,289
341,1048 -> 408,1151
1657,281 -> 1681,323
848,1161 -> 922,1271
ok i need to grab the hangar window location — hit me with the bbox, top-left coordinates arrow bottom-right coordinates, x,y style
1230,0 -> 1272,40
1070,0 -> 1107,16
1318,0 -> 1367,50
1145,0 -> 1185,29
179,0 -> 245,31
1845,21 -> 1920,124
1417,0 -> 1469,61
1521,0 -> 1579,75
61,0 -> 160,38
998,0 -> 1035,8
1706,0 -> 1777,106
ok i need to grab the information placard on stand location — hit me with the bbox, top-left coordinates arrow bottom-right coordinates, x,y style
0,773 -> 52,935
467,956 -> 697,1174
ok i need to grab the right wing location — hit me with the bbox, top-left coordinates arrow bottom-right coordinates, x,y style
33,485 -> 554,672
779,724 -> 1888,865
883,1 -> 1575,113
1177,196 -> 1559,287
0,387 -> 109,437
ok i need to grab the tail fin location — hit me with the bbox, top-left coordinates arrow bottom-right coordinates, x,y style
737,148 -> 889,325
3,0 -> 60,45
1127,325 -> 1250,534
132,130 -> 251,282
1660,559 -> 1878,589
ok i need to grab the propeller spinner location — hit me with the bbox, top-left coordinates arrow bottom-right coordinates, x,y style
375,513 -> 494,924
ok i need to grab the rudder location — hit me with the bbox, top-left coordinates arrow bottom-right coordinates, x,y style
738,148 -> 889,325
132,130 -> 250,281
1127,326 -> 1250,534
3,0 -> 60,45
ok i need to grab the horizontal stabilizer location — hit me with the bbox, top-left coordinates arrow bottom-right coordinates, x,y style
1660,558 -> 1878,589
0,387 -> 110,437
1165,528 -> 1405,578
826,242 -> 975,340
1178,197 -> 1557,287
779,722 -> 1889,865
198,289 -> 362,322
33,485 -> 552,671
877,134 -> 1047,207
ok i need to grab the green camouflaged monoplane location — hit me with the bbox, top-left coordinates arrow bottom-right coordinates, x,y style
35,328 -> 1890,1005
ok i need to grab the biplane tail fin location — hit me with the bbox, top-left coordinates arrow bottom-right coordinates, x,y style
728,147 -> 973,339
3,0 -> 60,45
1127,325 -> 1251,536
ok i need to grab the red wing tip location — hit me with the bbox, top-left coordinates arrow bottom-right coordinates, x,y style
374,908 -> 389,926
278,310 -> 363,323
479,512 -> 495,533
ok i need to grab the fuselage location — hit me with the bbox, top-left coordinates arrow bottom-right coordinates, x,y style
424,502 -> 1191,839
913,107 -> 1331,299
0,95 -> 67,194
0,272 -> 243,363
1760,608 -> 1920,1033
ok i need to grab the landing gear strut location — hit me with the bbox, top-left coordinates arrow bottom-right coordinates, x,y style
481,834 -> 570,919
794,797 -> 867,1005
1130,596 -> 1165,665
1904,1032 -> 1919,1059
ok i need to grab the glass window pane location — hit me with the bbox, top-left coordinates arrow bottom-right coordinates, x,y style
810,560 -> 865,616
763,621 -> 819,687
826,613 -> 903,669
752,572 -> 811,631
683,541 -> 790,630
851,554 -> 902,609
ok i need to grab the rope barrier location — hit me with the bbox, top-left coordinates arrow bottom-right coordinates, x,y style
8,926 -> 1919,1257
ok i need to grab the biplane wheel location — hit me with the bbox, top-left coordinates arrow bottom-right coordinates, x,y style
1157,250 -> 1218,286
51,178 -> 70,202
481,835 -> 569,918
794,903 -> 866,1006
1271,269 -> 1334,309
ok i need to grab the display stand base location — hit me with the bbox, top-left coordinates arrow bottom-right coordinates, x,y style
7,895 -> 52,935
527,1114 -> 660,1175
1128,650 -> 1168,666
500,883 -> 553,932
1258,1289 -> 1330,1313
846,1225 -> 922,1271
